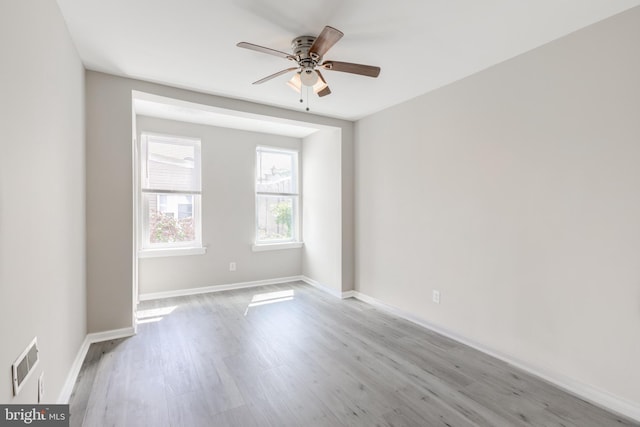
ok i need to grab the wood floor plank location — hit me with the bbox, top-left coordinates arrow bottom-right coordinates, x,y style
68,340 -> 122,426
69,281 -> 639,427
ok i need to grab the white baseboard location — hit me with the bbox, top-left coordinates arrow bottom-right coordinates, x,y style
57,327 -> 136,404
300,276 -> 344,299
300,276 -> 355,300
141,275 -> 355,302
341,290 -> 356,299
139,276 -> 304,301
350,291 -> 640,423
85,327 -> 136,345
57,336 -> 90,404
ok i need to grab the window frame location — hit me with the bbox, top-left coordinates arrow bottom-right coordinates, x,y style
254,146 -> 301,249
138,132 -> 204,257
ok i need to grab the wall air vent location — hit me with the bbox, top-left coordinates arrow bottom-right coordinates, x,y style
12,337 -> 39,396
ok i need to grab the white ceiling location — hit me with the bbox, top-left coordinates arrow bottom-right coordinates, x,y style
56,0 -> 640,121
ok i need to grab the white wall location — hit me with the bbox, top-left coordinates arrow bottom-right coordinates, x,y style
0,1 -> 86,403
302,130 -> 342,294
340,125 -> 355,294
86,71 -> 353,333
137,116 -> 302,294
355,6 -> 640,414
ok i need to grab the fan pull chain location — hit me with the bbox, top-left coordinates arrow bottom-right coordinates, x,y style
306,86 -> 310,112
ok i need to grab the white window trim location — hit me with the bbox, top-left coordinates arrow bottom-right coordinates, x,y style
252,242 -> 303,252
138,246 -> 207,258
138,132 -> 204,257
254,146 -> 302,246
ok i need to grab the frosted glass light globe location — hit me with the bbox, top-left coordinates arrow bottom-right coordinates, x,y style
300,68 -> 319,86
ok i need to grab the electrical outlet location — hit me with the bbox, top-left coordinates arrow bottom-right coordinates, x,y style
38,372 -> 44,403
432,290 -> 440,304
229,262 -> 236,272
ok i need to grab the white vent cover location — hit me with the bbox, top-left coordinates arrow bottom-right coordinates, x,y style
12,337 -> 39,396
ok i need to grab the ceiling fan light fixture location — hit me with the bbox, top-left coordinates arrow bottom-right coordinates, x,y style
287,73 -> 328,94
300,68 -> 319,86
287,73 -> 302,93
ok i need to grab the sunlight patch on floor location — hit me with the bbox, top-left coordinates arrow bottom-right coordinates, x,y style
244,289 -> 294,315
136,305 -> 178,324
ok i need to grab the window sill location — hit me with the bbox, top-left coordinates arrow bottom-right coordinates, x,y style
252,242 -> 303,252
138,247 -> 207,258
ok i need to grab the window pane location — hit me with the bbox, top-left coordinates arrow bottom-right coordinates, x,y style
256,149 -> 296,194
145,193 -> 196,244
257,196 -> 295,242
143,136 -> 200,192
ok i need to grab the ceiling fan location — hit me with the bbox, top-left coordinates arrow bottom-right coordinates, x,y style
237,26 -> 381,98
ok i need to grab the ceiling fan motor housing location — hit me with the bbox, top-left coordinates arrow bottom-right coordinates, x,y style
291,36 -> 321,67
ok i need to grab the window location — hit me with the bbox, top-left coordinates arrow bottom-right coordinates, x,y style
139,133 -> 203,255
255,147 -> 300,246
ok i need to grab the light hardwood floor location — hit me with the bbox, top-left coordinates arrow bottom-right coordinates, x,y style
69,281 -> 638,426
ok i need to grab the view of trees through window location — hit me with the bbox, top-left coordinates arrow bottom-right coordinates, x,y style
140,133 -> 201,249
147,194 -> 195,243
256,147 -> 298,243
257,197 -> 293,241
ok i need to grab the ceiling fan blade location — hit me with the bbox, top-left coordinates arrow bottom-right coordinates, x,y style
309,26 -> 344,58
317,86 -> 332,97
237,42 -> 294,61
316,71 -> 331,97
322,61 -> 380,78
253,67 -> 298,84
